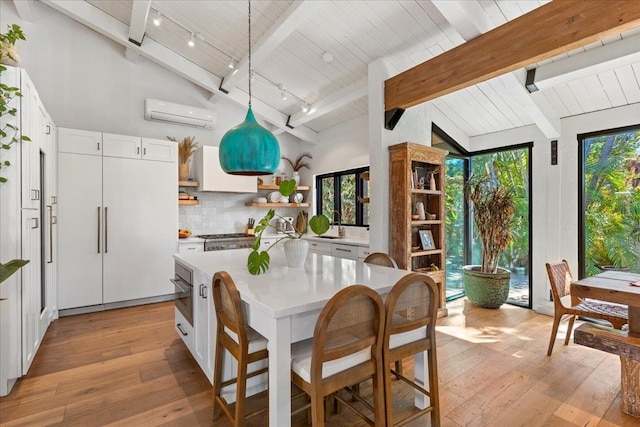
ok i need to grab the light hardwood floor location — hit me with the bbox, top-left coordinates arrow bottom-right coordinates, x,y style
0,298 -> 637,426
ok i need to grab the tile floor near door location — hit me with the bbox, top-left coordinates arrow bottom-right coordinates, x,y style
0,299 -> 636,426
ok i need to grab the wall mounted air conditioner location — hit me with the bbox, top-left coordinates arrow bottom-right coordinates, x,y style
144,98 -> 216,129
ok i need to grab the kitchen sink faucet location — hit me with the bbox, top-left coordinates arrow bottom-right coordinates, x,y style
331,209 -> 346,238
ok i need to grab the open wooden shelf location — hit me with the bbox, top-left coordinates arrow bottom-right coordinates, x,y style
410,249 -> 443,257
245,202 -> 310,208
411,188 -> 441,195
178,180 -> 199,187
411,220 -> 442,226
179,200 -> 199,205
258,184 -> 310,191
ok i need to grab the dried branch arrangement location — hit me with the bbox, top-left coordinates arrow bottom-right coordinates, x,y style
168,136 -> 198,164
282,152 -> 312,171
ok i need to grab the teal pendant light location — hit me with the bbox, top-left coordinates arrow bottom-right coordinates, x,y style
219,0 -> 280,176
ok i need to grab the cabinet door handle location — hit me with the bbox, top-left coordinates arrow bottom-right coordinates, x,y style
31,218 -> 39,229
97,142 -> 100,151
335,247 -> 352,253
47,205 -> 53,263
51,195 -> 57,204
97,207 -> 101,253
200,284 -> 207,298
136,147 -> 140,155
104,207 -> 108,253
176,323 -> 188,336
31,189 -> 40,200
143,147 -> 147,156
52,216 -> 57,224
46,125 -> 51,135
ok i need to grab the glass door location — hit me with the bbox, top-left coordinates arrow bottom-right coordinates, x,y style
444,156 -> 467,300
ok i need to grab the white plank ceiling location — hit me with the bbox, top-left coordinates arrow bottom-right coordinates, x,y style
42,0 -> 640,144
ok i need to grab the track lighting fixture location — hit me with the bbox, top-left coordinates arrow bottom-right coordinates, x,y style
302,103 -> 309,113
188,32 -> 196,47
153,11 -> 163,26
228,58 -> 236,69
278,84 -> 287,101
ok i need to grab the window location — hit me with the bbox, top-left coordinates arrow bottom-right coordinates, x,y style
315,167 -> 369,226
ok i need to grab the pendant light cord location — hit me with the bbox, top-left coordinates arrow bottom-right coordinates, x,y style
248,0 -> 252,107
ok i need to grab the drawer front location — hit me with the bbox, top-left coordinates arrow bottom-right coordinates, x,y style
175,308 -> 194,353
179,242 -> 204,253
332,244 -> 358,260
358,246 -> 371,259
308,240 -> 332,254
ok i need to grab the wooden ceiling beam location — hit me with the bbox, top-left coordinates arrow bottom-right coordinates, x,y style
385,0 -> 640,113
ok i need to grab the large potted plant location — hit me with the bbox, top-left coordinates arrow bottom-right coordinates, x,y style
0,24 -> 25,66
463,174 -> 516,308
248,179 -> 329,274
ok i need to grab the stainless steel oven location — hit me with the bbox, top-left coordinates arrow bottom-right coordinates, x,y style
196,233 -> 254,251
172,261 -> 193,326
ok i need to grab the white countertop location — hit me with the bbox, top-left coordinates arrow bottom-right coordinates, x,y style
303,234 -> 369,247
174,248 -> 407,318
178,236 -> 205,244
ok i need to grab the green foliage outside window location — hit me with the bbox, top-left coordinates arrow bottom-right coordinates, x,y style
584,130 -> 640,275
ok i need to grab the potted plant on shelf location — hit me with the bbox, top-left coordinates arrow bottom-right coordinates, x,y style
281,152 -> 312,185
0,24 -> 26,66
248,179 -> 329,274
463,174 -> 516,308
168,136 -> 197,181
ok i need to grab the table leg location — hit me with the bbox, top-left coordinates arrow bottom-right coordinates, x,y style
268,317 -> 292,427
414,350 -> 429,409
621,356 -> 640,417
628,307 -> 640,338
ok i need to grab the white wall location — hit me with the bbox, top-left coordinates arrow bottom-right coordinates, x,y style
1,1 -> 304,234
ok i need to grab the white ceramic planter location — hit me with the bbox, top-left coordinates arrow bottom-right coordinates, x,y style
283,239 -> 308,268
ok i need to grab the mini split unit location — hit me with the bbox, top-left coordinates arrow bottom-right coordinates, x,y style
144,98 -> 216,129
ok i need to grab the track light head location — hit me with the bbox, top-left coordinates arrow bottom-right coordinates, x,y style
302,103 -> 309,113
188,32 -> 196,47
228,58 -> 236,69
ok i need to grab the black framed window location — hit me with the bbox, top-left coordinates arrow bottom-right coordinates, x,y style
315,167 -> 369,227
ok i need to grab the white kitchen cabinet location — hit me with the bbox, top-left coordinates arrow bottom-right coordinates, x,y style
195,146 -> 257,193
175,308 -> 194,355
193,271 -> 213,382
332,243 -> 358,260
58,128 -> 101,155
142,137 -> 176,162
1,67 -> 57,394
102,133 -> 141,159
307,240 -> 332,255
358,246 -> 371,261
57,152 -> 103,309
102,157 -> 176,303
57,128 -> 177,310
179,241 -> 204,253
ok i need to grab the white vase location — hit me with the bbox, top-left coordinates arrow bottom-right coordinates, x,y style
291,171 -> 300,185
283,239 -> 308,268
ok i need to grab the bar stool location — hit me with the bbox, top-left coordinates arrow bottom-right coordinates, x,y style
383,272 -> 440,426
290,285 -> 386,426
211,271 -> 269,427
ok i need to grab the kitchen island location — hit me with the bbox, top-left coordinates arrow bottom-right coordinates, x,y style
174,248 -> 423,427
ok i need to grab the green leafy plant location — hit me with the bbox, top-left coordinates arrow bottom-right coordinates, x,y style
0,259 -> 29,284
464,173 -> 516,274
0,24 -> 30,281
248,179 -> 330,275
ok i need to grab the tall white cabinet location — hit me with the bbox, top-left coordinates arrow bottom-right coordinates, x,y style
1,67 -> 57,396
57,129 -> 178,310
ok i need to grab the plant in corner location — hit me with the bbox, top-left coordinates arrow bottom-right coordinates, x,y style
462,173 -> 516,308
0,24 -> 30,283
248,179 -> 329,275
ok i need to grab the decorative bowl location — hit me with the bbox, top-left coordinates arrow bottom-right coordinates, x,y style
411,246 -> 420,251
411,214 -> 420,220
426,213 -> 437,220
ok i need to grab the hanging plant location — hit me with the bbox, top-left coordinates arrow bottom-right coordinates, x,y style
0,24 -> 30,282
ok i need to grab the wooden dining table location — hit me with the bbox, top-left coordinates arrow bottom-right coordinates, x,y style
572,270 -> 640,417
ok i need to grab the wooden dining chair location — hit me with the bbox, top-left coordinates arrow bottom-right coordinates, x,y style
364,252 -> 399,269
211,271 -> 269,427
382,272 -> 440,426
364,252 -> 402,376
290,285 -> 386,427
546,260 -> 628,356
